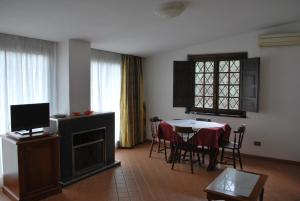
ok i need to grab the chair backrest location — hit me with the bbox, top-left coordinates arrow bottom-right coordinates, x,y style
196,117 -> 211,122
149,116 -> 162,138
234,124 -> 246,149
174,126 -> 195,145
175,126 -> 194,133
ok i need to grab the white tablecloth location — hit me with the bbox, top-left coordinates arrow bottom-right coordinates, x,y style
165,119 -> 224,131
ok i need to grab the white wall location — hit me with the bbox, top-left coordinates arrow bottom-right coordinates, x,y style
57,41 -> 70,114
144,23 -> 300,162
56,39 -> 91,114
69,39 -> 91,113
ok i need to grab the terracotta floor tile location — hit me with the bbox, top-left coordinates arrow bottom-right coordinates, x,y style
1,143 -> 300,201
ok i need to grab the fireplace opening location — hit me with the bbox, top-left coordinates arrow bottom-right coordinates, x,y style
72,128 -> 105,175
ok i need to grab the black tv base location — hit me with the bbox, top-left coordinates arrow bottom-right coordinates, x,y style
16,128 -> 44,135
7,132 -> 53,141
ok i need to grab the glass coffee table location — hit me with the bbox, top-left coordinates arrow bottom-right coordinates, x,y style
205,168 -> 268,201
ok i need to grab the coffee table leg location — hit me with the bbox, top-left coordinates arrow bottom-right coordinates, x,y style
260,187 -> 264,201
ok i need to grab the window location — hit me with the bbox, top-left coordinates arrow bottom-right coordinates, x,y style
90,49 -> 121,143
0,33 -> 57,134
173,52 -> 260,117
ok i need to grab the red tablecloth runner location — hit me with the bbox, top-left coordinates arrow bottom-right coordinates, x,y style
157,121 -> 231,149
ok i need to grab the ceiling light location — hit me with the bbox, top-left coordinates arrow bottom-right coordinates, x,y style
155,1 -> 187,19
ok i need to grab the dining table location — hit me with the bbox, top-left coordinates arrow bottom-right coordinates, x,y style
157,119 -> 231,170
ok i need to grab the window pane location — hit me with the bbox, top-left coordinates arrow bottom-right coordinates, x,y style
193,56 -> 243,112
195,97 -> 203,108
230,86 -> 240,97
230,73 -> 240,84
204,85 -> 214,96
195,62 -> 204,73
205,73 -> 214,84
205,61 -> 214,73
229,98 -> 239,110
219,61 -> 229,72
219,73 -> 229,84
230,60 -> 240,72
204,97 -> 213,108
219,98 -> 228,109
195,85 -> 204,96
195,73 -> 204,84
219,85 -> 228,97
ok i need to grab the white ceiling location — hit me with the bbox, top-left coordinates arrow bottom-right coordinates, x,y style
0,0 -> 300,57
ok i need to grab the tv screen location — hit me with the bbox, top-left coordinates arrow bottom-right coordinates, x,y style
10,103 -> 50,132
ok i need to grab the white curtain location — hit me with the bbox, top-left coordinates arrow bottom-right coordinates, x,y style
0,33 -> 57,186
91,49 -> 121,143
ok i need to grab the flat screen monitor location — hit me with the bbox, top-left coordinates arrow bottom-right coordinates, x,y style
10,103 -> 50,134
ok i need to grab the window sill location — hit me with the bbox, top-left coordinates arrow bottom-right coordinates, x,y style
186,110 -> 247,118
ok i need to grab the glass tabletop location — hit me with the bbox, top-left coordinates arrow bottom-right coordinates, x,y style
206,168 -> 260,197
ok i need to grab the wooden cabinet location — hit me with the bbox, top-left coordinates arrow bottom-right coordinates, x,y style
2,134 -> 61,201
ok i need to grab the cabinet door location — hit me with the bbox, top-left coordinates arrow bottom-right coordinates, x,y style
19,138 -> 60,196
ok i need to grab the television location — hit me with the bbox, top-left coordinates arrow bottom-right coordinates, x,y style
10,103 -> 50,135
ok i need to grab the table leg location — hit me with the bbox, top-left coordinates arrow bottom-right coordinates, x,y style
207,147 -> 218,171
167,142 -> 175,163
260,187 -> 265,201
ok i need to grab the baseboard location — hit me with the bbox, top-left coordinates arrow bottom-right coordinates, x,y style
116,140 -> 152,149
2,186 -> 18,201
142,141 -> 300,166
240,153 -> 300,166
145,139 -> 152,143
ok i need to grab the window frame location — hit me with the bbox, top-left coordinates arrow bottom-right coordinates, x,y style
187,52 -> 248,117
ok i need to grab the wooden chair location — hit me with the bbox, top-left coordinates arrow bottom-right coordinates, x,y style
220,125 -> 246,169
149,116 -> 169,161
195,118 -> 211,164
171,126 -> 201,174
196,117 -> 211,122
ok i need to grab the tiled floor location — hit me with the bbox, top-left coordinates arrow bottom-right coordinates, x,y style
1,143 -> 300,201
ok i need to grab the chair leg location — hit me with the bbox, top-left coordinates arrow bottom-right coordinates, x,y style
197,152 -> 201,166
178,148 -> 182,163
149,138 -> 155,158
171,145 -> 179,170
237,149 -> 243,169
221,147 -> 225,163
232,149 -> 236,168
157,139 -> 161,152
163,140 -> 167,162
189,150 -> 193,174
202,147 -> 205,165
182,150 -> 187,161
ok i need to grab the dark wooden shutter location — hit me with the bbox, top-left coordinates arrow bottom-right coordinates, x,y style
173,61 -> 194,107
241,58 -> 260,112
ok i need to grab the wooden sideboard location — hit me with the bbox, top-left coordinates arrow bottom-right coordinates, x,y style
1,134 -> 61,201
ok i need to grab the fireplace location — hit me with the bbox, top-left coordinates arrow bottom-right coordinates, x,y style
73,128 -> 105,174
49,112 -> 120,185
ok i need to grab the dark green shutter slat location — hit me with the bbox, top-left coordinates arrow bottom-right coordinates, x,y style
241,58 -> 260,112
173,61 -> 194,107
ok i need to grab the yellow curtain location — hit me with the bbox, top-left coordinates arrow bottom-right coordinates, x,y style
120,55 -> 146,148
